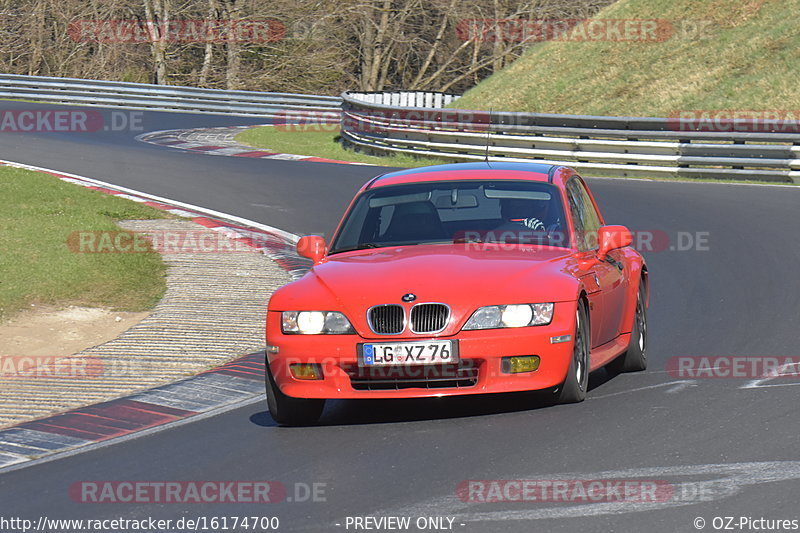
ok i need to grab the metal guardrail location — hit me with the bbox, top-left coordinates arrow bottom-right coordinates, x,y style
341,91 -> 800,183
0,74 -> 341,117
347,91 -> 459,108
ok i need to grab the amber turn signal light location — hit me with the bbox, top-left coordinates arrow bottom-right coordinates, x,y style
501,356 -> 540,374
289,363 -> 324,380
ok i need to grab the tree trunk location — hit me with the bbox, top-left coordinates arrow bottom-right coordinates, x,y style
27,0 -> 46,75
365,0 -> 391,91
220,0 -> 241,90
143,0 -> 170,85
199,0 -> 219,86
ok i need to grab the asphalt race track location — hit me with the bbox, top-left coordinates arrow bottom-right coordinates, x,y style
0,102 -> 798,533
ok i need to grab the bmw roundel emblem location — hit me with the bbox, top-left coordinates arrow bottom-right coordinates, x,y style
401,293 -> 417,303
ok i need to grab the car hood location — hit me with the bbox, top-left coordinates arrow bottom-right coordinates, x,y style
270,244 -> 580,335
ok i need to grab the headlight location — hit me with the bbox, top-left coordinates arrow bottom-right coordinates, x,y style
281,311 -> 355,334
463,303 -> 554,330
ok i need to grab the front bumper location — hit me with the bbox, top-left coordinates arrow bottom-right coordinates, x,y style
266,303 -> 576,400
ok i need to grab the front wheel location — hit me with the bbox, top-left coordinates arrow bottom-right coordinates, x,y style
607,282 -> 648,373
555,299 -> 590,404
265,365 -> 325,426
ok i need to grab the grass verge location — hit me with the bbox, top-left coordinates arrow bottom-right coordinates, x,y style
454,0 -> 797,116
0,166 -> 168,322
235,125 -> 448,167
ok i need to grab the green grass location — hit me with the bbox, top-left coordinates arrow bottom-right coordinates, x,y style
0,166 -> 168,321
454,0 -> 798,116
235,125 -> 449,167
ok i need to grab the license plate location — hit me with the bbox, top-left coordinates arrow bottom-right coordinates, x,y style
360,340 -> 457,367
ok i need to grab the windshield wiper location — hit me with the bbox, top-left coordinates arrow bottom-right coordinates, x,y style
328,242 -> 380,254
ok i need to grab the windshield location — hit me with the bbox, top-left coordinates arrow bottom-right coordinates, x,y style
329,180 -> 569,253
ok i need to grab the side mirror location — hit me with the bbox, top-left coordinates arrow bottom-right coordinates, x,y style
597,225 -> 632,261
297,235 -> 327,264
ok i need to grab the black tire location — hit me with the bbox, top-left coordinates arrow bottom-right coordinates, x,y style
607,282 -> 648,374
265,365 -> 325,426
555,299 -> 590,404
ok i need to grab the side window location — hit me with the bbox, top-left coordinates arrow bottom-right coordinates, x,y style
575,179 -> 602,250
565,181 -> 587,251
566,178 -> 602,251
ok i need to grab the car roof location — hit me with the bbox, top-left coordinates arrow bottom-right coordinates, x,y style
367,162 -> 563,189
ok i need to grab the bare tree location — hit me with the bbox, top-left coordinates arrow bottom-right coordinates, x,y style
198,0 -> 219,86
218,0 -> 241,89
0,0 -> 615,94
142,0 -> 170,84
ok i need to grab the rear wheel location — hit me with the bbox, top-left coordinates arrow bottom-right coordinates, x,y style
265,365 -> 325,426
608,282 -> 648,373
555,299 -> 590,404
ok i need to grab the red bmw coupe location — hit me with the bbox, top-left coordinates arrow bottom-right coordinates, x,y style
265,162 -> 648,425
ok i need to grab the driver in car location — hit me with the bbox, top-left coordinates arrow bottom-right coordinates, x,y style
497,197 -> 552,231
487,197 -> 565,246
